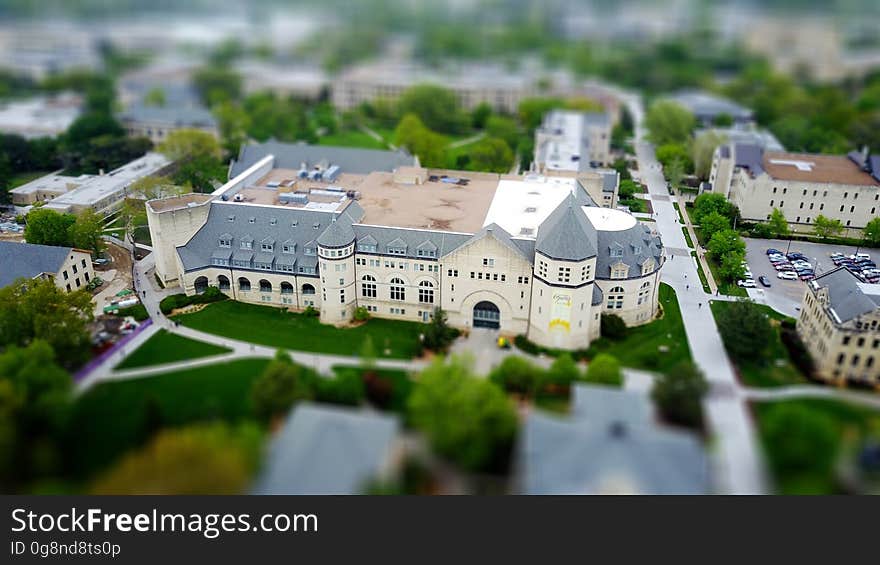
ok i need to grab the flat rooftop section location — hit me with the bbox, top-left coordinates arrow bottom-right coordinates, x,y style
483,175 -> 581,238
357,169 -> 505,232
10,172 -> 88,196
232,169 -> 368,212
763,151 -> 880,186
147,193 -> 212,213
0,92 -> 82,138
538,111 -> 586,173
49,152 -> 172,207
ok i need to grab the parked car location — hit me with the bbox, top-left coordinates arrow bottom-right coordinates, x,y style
788,252 -> 807,260
766,248 -> 781,255
759,276 -> 771,287
775,263 -> 793,271
856,253 -> 871,260
777,271 -> 798,280
737,279 -> 757,288
799,273 -> 815,281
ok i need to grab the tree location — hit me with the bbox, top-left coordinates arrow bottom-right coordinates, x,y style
408,355 -> 517,471
398,84 -> 464,134
665,157 -> 685,189
708,229 -> 745,258
68,209 -> 105,255
544,353 -> 580,389
715,300 -> 773,363
600,314 -> 628,340
467,137 -> 514,173
699,210 -> 730,241
864,217 -> 880,246
471,102 -> 492,129
485,115 -> 520,149
489,355 -> 542,395
243,92 -> 315,144
143,87 -> 166,107
158,129 -> 226,193
213,101 -> 251,157
24,208 -> 75,247
584,354 -> 623,387
394,114 -> 446,168
90,423 -> 262,494
193,67 -> 242,107
813,215 -> 844,240
0,278 -> 94,368
692,192 -> 737,225
63,112 -> 124,149
651,361 -> 708,430
761,403 -> 839,485
517,97 -> 564,131
645,100 -> 695,146
692,131 -> 726,180
422,308 -> 458,353
719,251 -> 747,283
655,143 -> 694,174
768,208 -> 789,238
713,113 -> 734,127
250,351 -> 312,422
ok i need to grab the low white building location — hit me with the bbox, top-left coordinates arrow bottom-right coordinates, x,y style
0,92 -> 82,139
533,109 -> 613,171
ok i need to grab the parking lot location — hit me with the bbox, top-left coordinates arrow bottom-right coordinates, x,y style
742,237 -> 875,317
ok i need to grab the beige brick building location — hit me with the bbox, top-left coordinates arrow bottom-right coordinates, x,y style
797,267 -> 880,387
710,144 -> 880,234
148,143 -> 663,352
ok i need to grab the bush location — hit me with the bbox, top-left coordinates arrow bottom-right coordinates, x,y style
363,370 -> 394,410
114,303 -> 149,322
716,300 -> 773,364
303,305 -> 319,317
651,361 -> 708,430
600,314 -> 628,340
780,328 -> 815,379
422,308 -> 459,353
250,352 -> 312,422
353,306 -> 370,322
489,356 -> 543,395
584,354 -> 623,387
313,371 -> 365,406
544,353 -> 580,390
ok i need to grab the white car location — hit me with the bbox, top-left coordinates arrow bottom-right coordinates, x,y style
777,271 -> 798,280
737,279 -> 757,288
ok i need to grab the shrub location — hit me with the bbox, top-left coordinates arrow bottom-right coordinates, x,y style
584,354 -> 623,387
303,305 -> 319,317
353,306 -> 370,322
159,287 -> 227,315
716,301 -> 773,364
250,352 -> 312,422
544,353 -> 580,390
780,328 -> 815,379
114,303 -> 149,322
313,371 -> 365,406
489,356 -> 543,395
422,308 -> 459,352
651,361 -> 708,430
600,314 -> 628,340
363,370 -> 394,409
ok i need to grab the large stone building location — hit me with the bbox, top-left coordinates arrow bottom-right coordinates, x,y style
0,241 -> 94,292
709,144 -> 880,234
798,267 -> 880,387
147,143 -> 663,351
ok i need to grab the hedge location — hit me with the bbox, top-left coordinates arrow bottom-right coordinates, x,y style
160,286 -> 228,314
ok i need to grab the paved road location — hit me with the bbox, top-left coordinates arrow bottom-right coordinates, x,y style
623,92 -> 768,494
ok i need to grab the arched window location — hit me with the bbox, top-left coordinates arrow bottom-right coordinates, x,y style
238,277 -> 251,292
607,286 -> 624,310
194,276 -> 209,294
280,282 -> 294,295
217,275 -> 230,291
301,283 -> 316,295
390,277 -> 405,301
259,279 -> 272,293
361,275 -> 377,298
637,281 -> 651,305
418,280 -> 434,304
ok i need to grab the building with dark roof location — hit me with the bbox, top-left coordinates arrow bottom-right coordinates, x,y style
666,90 -> 754,128
118,81 -> 219,143
0,241 -> 94,291
798,267 -> 880,386
147,141 -> 664,350
518,384 -> 710,494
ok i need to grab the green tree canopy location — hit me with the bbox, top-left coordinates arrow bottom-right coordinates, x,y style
68,209 -> 106,255
398,84 -> 464,134
768,208 -> 790,238
193,67 -> 242,107
584,354 -> 623,387
394,113 -> 446,168
489,355 -> 543,395
864,217 -> 880,246
250,351 -> 313,423
467,137 -> 514,173
24,208 -> 75,247
544,353 -> 580,388
409,355 -> 517,471
0,278 -> 94,368
471,101 -> 492,129
484,115 -> 520,149
655,143 -> 694,174
708,229 -> 746,258
692,192 -> 738,225
692,131 -> 727,180
699,210 -> 730,241
645,100 -> 695,145
760,403 -> 839,484
716,300 -> 773,363
158,129 -> 226,193
651,361 -> 708,429
813,215 -> 844,240
90,422 -> 263,494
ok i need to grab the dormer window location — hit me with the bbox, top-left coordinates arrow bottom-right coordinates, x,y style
282,242 -> 296,254
610,246 -> 623,258
358,243 -> 377,253
388,247 -> 406,256
219,238 -> 231,248
304,246 -> 315,256
261,243 -> 274,252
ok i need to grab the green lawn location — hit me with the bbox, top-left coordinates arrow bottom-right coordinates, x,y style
753,398 -> 880,494
590,283 -> 692,372
681,226 -> 694,248
175,301 -> 424,359
68,358 -> 271,478
709,301 -> 806,387
9,170 -> 52,188
690,251 -> 711,293
318,129 -> 388,150
115,329 -> 232,370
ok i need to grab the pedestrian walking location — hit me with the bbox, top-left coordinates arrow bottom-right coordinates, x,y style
686,284 -> 689,290
699,302 -> 702,309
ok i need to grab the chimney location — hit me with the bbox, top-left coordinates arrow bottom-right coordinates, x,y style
99,168 -> 105,176
860,146 -> 870,170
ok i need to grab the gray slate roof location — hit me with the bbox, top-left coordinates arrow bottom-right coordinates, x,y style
254,403 -> 400,495
119,103 -> 217,129
811,267 -> 880,323
354,224 -> 471,259
230,141 -> 416,177
456,223 -> 534,263
535,194 -> 598,261
316,217 -> 356,248
733,143 -> 765,177
595,223 -> 663,280
0,241 -> 72,288
520,385 -> 709,495
668,90 -> 753,123
591,284 -> 603,305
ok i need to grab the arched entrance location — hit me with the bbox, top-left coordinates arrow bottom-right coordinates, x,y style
194,276 -> 209,294
473,301 -> 500,329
